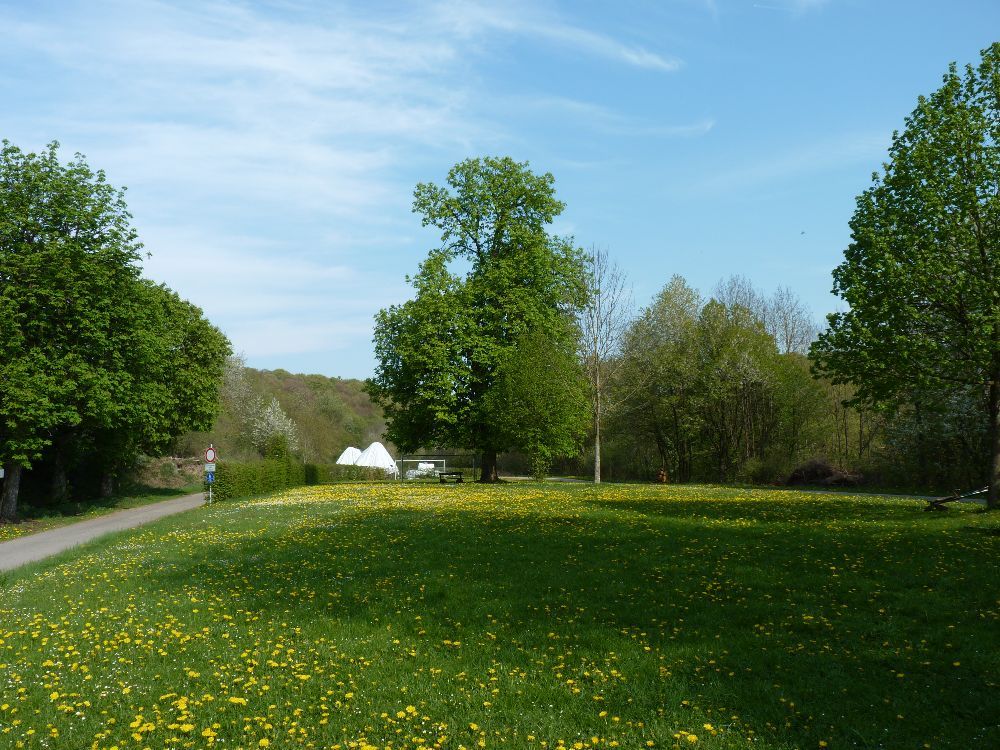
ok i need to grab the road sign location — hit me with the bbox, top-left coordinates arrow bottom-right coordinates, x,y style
205,462 -> 216,473
206,472 -> 215,484
205,446 -> 217,463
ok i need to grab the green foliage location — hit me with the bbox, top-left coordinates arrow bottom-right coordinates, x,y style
262,432 -> 292,461
211,459 -> 316,501
613,276 -> 830,483
183,366 -> 385,465
325,464 -> 391,482
91,280 -> 229,463
211,458 -> 390,501
485,327 -> 589,478
368,157 -> 587,476
811,43 -> 1000,505
0,140 -> 140,475
0,140 -> 230,520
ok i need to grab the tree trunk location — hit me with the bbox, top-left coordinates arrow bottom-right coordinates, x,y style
100,470 -> 114,499
479,450 -> 499,483
989,375 -> 999,509
1,464 -> 22,523
51,437 -> 69,505
593,406 -> 602,484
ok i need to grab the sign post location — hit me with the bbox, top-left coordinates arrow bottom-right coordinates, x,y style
205,444 -> 217,504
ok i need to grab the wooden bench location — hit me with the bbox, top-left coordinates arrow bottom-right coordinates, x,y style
924,486 -> 987,511
438,471 -> 464,483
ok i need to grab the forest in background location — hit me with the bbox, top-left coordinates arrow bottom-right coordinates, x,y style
570,272 -> 988,493
175,359 -> 387,466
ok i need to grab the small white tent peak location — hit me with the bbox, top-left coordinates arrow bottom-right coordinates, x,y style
335,446 -> 362,465
355,441 -> 399,476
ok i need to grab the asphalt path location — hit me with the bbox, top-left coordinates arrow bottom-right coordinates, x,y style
0,492 -> 204,573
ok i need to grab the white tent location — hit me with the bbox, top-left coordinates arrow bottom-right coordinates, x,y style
355,441 -> 399,476
335,446 -> 362,465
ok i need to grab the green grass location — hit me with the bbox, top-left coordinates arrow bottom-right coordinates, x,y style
0,483 -> 996,750
0,483 -> 203,542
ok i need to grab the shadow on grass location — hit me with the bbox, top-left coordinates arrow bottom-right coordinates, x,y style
134,498 -> 1000,749
16,483 -> 198,522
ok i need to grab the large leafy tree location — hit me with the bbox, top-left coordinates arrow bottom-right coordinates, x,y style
1,142 -> 230,519
0,141 -> 142,520
485,326 -> 589,479
368,157 -> 587,481
692,300 -> 781,481
83,280 -> 229,496
617,276 -> 703,481
811,44 -> 1000,508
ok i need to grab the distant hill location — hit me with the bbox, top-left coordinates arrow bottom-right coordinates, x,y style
176,368 -> 387,464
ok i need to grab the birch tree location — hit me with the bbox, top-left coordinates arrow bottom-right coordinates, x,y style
579,247 -> 633,482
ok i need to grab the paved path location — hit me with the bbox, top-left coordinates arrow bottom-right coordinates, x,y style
0,492 -> 205,573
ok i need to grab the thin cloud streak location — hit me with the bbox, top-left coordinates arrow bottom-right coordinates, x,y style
511,96 -> 714,138
430,0 -> 682,71
0,0 -> 686,376
689,131 -> 888,194
753,0 -> 831,13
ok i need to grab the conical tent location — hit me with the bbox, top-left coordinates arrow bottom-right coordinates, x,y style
355,442 -> 399,476
335,446 -> 362,465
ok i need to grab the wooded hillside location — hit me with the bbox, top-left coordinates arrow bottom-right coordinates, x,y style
176,366 -> 387,465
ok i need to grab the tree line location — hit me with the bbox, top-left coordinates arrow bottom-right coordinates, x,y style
370,44 -> 999,506
2,43 -> 995,514
0,141 -> 230,522
183,355 -> 385,465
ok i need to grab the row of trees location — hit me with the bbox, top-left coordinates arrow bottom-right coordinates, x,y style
370,44 -> 998,506
0,141 -> 230,521
590,272 -> 991,492
604,275 -> 818,483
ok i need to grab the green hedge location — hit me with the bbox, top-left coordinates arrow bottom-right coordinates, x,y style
209,459 -> 315,501
324,465 -> 389,482
207,461 -> 394,501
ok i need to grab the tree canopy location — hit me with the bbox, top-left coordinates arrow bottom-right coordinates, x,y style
367,156 -> 587,480
0,141 -> 229,520
811,43 -> 1000,507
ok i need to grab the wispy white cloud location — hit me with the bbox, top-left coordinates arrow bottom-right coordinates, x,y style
138,224 -> 409,360
430,0 -> 682,71
511,96 -> 714,138
0,0 -> 684,375
690,131 -> 888,194
753,0 -> 831,13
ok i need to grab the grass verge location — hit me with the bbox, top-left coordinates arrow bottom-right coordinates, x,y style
0,483 -> 203,543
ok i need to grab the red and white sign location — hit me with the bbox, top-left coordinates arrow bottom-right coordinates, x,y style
205,446 -> 217,463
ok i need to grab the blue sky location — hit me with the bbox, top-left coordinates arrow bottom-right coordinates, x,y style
2,0 -> 997,378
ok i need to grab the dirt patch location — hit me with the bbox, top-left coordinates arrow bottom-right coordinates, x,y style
786,458 -> 862,487
131,456 -> 204,489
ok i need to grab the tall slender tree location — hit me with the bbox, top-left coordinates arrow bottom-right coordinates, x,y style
579,247 -> 633,483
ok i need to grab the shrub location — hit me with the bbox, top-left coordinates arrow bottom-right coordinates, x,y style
211,459 -> 330,501
786,459 -> 862,487
326,465 -> 391,482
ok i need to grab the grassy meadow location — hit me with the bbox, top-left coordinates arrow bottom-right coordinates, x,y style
0,483 -> 996,750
